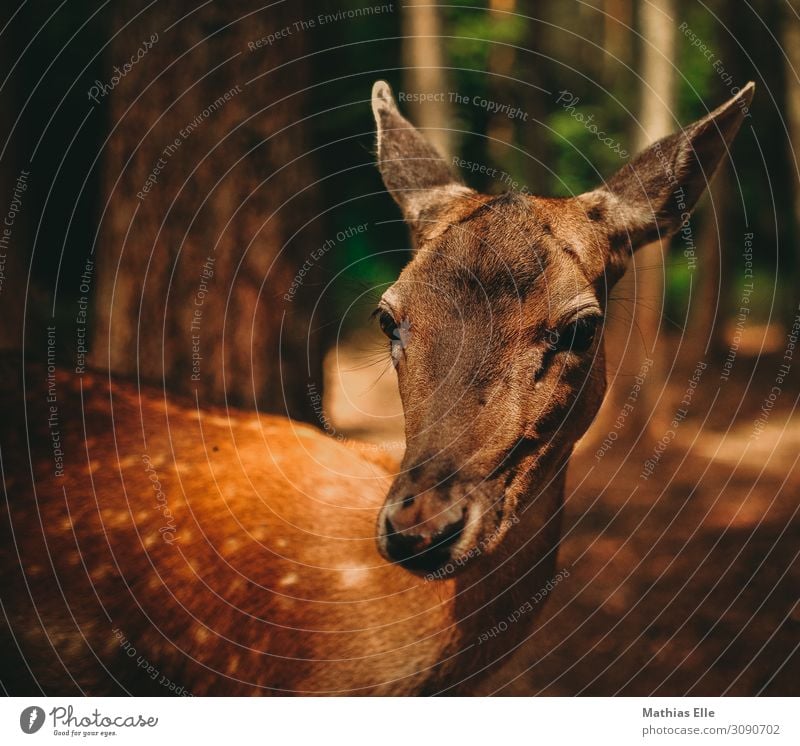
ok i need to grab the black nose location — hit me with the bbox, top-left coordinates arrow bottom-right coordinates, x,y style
384,514 -> 466,573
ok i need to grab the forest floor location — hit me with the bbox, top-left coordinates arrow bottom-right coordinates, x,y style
323,331 -> 800,695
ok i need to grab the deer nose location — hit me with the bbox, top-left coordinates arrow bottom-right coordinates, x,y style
383,510 -> 466,573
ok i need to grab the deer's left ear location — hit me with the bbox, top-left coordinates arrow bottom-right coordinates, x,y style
580,82 -> 754,272
372,81 -> 474,243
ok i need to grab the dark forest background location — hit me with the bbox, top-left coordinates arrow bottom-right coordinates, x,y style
0,0 -> 797,422
2,0 -> 799,697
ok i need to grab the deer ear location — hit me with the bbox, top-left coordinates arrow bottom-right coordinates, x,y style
372,81 -> 472,240
584,82 -> 754,263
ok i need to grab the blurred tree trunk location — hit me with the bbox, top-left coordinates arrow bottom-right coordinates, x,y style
609,0 -> 675,430
485,0 -> 517,165
518,11 -> 551,195
689,0 -> 750,359
784,0 -> 800,290
90,1 -> 322,421
402,0 -> 453,157
686,154 -> 731,363
0,11 -> 29,351
602,0 -> 633,85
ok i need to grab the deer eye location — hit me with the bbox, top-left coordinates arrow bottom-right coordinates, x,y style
553,316 -> 599,353
378,310 -> 398,339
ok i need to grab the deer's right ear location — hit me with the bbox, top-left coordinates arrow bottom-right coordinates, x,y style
372,81 -> 473,242
580,82 -> 754,276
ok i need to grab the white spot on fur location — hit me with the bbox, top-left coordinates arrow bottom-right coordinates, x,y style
339,567 -> 368,588
226,654 -> 241,674
279,573 -> 298,587
202,415 -> 231,428
194,627 -> 210,643
108,512 -> 129,528
316,484 -> 343,500
222,538 -> 240,553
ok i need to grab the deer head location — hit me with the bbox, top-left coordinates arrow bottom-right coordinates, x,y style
372,80 -> 754,575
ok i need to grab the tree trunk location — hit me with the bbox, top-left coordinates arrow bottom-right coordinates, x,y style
602,0 -> 633,85
90,1 -> 322,421
686,161 -> 730,362
608,0 -> 675,430
402,0 -> 454,157
486,0 -> 518,168
0,9 -> 30,351
784,0 -> 800,290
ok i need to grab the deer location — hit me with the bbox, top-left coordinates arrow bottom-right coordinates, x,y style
0,79 -> 753,696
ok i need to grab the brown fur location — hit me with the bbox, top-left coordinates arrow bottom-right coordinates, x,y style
0,80 -> 754,695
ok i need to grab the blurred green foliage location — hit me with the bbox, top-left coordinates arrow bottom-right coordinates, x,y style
310,0 -> 792,331
14,0 -> 794,341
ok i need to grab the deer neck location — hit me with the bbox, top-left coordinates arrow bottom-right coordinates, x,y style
451,459 -> 568,647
